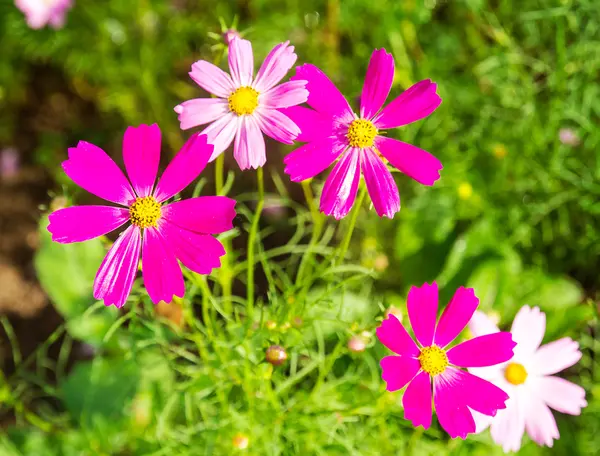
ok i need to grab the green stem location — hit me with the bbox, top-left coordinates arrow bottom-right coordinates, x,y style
215,153 -> 224,196
214,153 -> 233,315
296,180 -> 324,285
247,167 -> 265,315
335,185 -> 366,266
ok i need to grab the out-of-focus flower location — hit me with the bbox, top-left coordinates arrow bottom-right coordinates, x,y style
232,433 -> 249,450
48,124 -> 236,308
492,144 -> 507,159
348,335 -> 367,353
265,320 -> 277,330
374,253 -> 389,272
377,282 -> 516,439
458,182 -> 473,200
385,305 -> 403,321
265,345 -> 288,366
292,316 -> 303,328
263,196 -> 286,220
175,38 -> 308,170
282,49 -> 442,219
468,306 -> 587,452
15,0 -> 73,30
559,128 -> 580,146
0,147 -> 19,179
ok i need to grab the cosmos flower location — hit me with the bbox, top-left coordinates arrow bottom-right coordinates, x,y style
376,282 -> 516,438
15,0 -> 73,30
282,48 -> 442,219
468,306 -> 587,452
174,37 -> 308,170
48,124 -> 236,308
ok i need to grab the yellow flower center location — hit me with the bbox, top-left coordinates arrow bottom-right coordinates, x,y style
347,119 -> 377,148
504,362 -> 528,385
228,86 -> 259,116
418,345 -> 448,376
129,196 -> 161,229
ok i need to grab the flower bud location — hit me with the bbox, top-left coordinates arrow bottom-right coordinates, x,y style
265,345 -> 288,366
232,433 -> 249,450
348,335 -> 367,353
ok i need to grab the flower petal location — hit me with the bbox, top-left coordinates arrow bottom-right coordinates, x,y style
233,116 -> 266,170
142,227 -> 184,304
122,124 -> 161,197
200,113 -> 240,162
174,98 -> 229,130
254,108 -> 300,145
403,371 -> 432,429
361,147 -> 400,218
529,337 -> 582,376
292,64 -> 354,120
360,48 -> 394,120
433,369 -> 476,439
319,148 -> 361,220
373,79 -> 441,129
189,60 -> 235,98
253,41 -> 297,92
380,356 -> 420,392
524,394 -> 560,447
434,286 -> 479,348
443,368 -> 509,417
93,225 -> 141,308
228,37 -> 254,87
260,81 -> 308,109
48,206 -> 130,244
153,133 -> 213,203
63,141 -> 135,205
407,282 -> 438,347
376,314 -> 419,357
159,219 -> 225,275
162,196 -> 236,234
467,310 -> 500,337
375,136 -> 442,186
489,393 -> 526,453
510,305 -> 546,359
278,106 -> 334,142
535,376 -> 587,415
447,332 -> 516,368
283,137 -> 345,182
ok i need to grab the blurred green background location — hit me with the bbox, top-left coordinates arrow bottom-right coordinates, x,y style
0,0 -> 599,454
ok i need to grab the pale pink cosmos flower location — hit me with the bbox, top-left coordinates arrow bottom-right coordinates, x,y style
174,38 -> 308,170
468,306 -> 587,452
377,282 -> 516,439
281,49 -> 442,219
48,124 -> 236,308
15,0 -> 73,30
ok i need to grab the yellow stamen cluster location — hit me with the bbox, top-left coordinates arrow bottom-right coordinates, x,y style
347,119 -> 377,148
129,196 -> 161,229
418,345 -> 449,376
504,362 -> 528,385
228,86 -> 259,116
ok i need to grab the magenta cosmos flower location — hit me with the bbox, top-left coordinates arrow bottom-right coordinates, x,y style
281,49 -> 443,219
48,124 -> 236,308
376,282 -> 516,439
468,306 -> 587,452
15,0 -> 73,29
174,37 -> 308,170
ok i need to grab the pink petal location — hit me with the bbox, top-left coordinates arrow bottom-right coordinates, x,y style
159,219 -> 226,275
529,337 -> 582,376
260,81 -> 308,109
253,41 -> 297,92
535,376 -> 587,415
470,410 -> 493,434
319,148 -> 361,220
122,124 -> 161,198
254,108 -> 300,145
233,116 -> 266,170
524,394 -> 560,447
228,37 -> 254,87
93,225 -> 141,308
283,137 -> 346,182
62,141 -> 135,206
200,113 -> 240,162
376,314 -> 419,357
406,282 -> 438,347
403,371 -> 433,429
375,136 -> 442,186
361,147 -> 400,218
360,48 -> 395,120
511,305 -> 546,359
447,332 -> 516,368
142,227 -> 184,304
153,133 -> 214,203
380,355 -> 420,392
162,196 -> 236,234
443,368 -> 509,417
48,206 -> 130,244
433,370 -> 476,439
467,310 -> 500,337
373,79 -> 442,129
189,60 -> 235,99
174,98 -> 229,130
489,394 -> 526,453
278,106 -> 334,142
292,64 -> 354,121
434,286 -> 480,348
